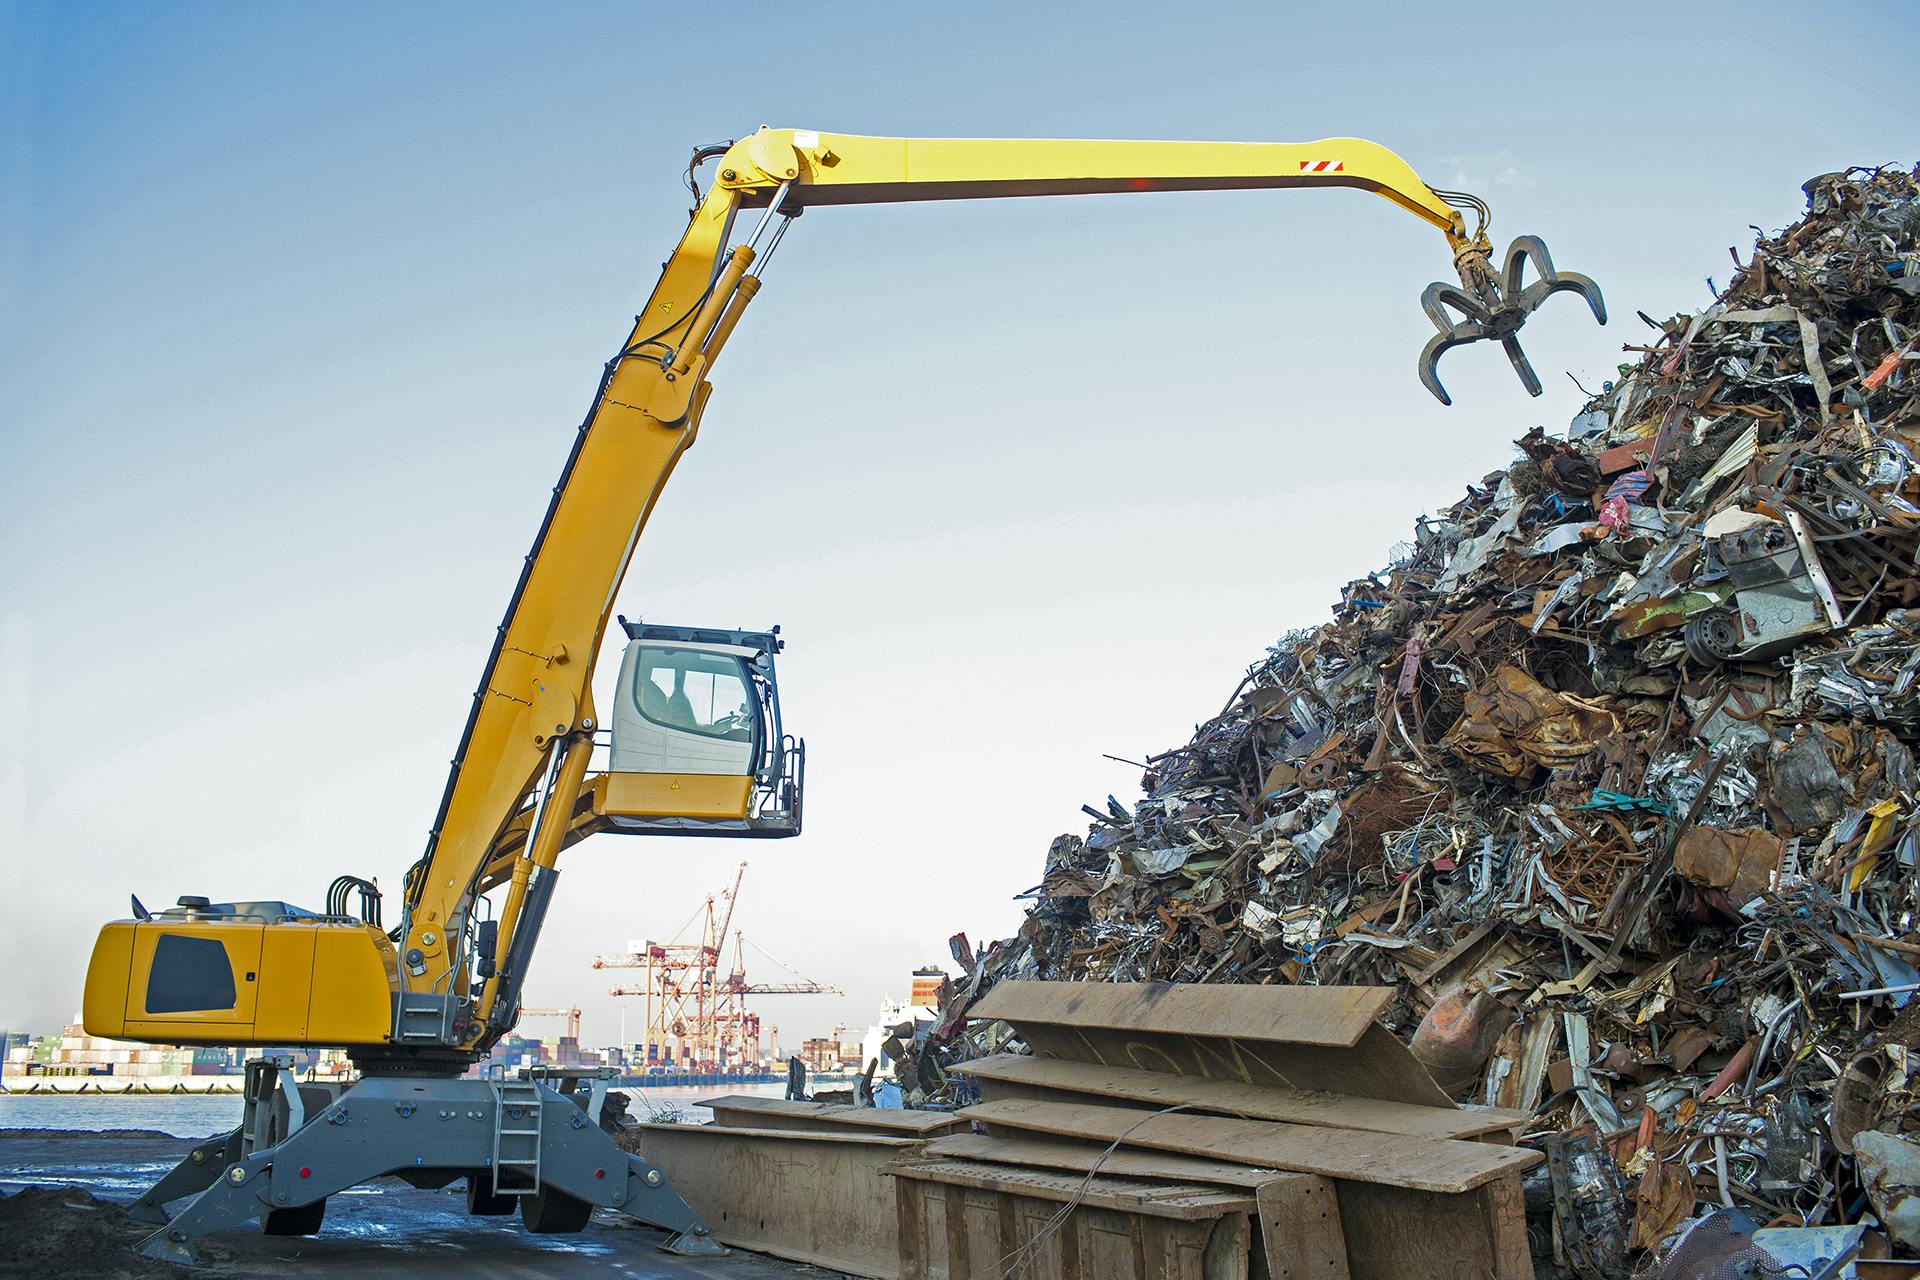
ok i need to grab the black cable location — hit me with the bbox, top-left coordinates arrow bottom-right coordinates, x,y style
327,875 -> 382,927
1432,187 -> 1492,239
685,139 -> 735,208
617,283 -> 716,365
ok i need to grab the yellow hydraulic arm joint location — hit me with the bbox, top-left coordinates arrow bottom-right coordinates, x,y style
642,241 -> 765,428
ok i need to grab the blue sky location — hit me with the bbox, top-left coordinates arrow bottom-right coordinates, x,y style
3,0 -> 1915,1044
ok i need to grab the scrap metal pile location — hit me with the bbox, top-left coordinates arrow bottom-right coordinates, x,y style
924,165 -> 1920,1275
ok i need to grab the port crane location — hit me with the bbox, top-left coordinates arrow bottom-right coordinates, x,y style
516,1006 -> 584,1043
724,978 -> 844,996
81,128 -> 1603,1262
595,862 -> 841,1071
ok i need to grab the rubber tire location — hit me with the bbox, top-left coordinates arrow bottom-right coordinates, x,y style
467,1178 -> 518,1216
520,1185 -> 595,1234
262,1198 -> 327,1236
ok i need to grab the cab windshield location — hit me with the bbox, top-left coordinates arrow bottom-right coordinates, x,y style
633,646 -> 755,742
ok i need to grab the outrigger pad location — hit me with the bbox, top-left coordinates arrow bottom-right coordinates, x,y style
1418,233 -> 1606,405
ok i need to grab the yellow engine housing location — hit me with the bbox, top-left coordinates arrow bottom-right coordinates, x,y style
83,918 -> 400,1048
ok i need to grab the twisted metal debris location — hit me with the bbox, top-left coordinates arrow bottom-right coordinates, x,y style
925,165 -> 1920,1278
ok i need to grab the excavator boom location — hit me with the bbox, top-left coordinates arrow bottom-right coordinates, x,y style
398,129 -> 1601,1059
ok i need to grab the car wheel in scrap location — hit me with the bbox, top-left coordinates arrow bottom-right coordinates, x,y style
1683,607 -> 1740,664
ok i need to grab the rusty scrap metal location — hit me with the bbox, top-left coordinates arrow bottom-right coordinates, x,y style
911,166 -> 1920,1279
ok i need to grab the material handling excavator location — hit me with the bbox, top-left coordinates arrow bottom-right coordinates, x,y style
80,128 -> 1605,1262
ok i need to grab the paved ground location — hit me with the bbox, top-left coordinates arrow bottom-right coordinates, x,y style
0,1129 -> 826,1278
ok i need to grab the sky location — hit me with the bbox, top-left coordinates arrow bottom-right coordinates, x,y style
2,0 -> 1915,1050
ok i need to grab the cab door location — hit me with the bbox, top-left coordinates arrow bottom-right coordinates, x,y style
122,920 -> 263,1043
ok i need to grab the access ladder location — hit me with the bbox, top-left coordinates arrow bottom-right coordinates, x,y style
489,1076 -> 544,1195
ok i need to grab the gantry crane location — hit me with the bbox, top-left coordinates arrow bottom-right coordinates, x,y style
83,127 -> 1603,1263
594,862 -> 840,1071
516,1006 -> 583,1042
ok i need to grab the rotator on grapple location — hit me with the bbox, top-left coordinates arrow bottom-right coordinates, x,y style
1416,186 -> 1608,404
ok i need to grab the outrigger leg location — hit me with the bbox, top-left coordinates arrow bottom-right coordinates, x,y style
129,1062 -> 720,1265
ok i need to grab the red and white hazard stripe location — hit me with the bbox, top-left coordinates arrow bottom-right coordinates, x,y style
1298,160 -> 1345,173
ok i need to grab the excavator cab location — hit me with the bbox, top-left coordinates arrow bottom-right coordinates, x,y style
598,618 -> 802,837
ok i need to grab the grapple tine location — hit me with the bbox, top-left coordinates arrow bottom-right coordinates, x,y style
1501,234 -> 1558,296
1515,269 -> 1608,326
1505,234 -> 1607,326
1419,322 -> 1490,406
1421,279 -> 1490,333
1501,333 -> 1544,397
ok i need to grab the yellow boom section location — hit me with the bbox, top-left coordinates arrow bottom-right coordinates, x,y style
404,129 -> 1479,1049
715,130 -> 1466,236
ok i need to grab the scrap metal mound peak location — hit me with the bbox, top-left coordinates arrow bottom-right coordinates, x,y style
920,164 -> 1920,1275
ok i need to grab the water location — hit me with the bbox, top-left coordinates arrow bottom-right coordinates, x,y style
0,1094 -> 243,1136
0,1080 -> 791,1137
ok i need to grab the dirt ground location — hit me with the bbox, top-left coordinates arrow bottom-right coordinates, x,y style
0,1184 -> 179,1278
0,1129 -> 825,1278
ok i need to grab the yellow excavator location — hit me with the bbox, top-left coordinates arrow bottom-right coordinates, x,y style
80,129 -> 1604,1262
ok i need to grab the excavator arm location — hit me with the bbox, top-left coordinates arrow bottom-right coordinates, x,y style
404,129 -> 1604,1054
715,130 -> 1466,228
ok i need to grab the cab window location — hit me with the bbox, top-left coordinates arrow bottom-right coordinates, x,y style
146,934 -> 237,1014
634,646 -> 755,742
